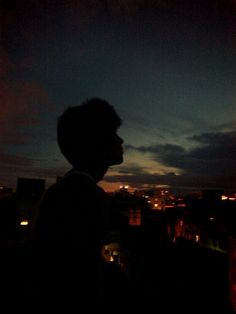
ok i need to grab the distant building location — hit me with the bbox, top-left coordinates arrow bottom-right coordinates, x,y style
201,189 -> 224,203
16,177 -> 45,199
0,186 -> 13,199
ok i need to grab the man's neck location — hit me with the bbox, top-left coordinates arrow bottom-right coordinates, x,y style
71,164 -> 108,183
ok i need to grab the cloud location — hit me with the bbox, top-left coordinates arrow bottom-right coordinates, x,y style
127,129 -> 236,176
0,156 -> 68,189
112,129 -> 236,192
105,169 -> 236,192
0,151 -> 35,166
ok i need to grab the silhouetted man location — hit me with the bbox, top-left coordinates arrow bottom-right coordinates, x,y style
31,98 -> 126,311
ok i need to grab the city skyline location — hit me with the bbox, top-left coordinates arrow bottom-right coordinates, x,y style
1,0 -> 236,193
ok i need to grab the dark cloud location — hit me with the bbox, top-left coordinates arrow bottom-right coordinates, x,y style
127,129 -> 236,176
106,170 -> 219,190
117,129 -> 236,192
105,169 -> 236,193
113,163 -> 149,175
0,151 -> 35,167
0,157 -> 67,189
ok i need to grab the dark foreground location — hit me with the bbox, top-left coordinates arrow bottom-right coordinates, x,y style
0,236 -> 234,313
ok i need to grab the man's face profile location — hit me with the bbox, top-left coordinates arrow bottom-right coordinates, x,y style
107,132 -> 124,166
99,130 -> 124,167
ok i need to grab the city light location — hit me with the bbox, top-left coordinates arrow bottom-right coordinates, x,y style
20,220 -> 29,226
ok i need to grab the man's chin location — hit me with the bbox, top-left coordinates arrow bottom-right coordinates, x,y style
110,156 -> 123,166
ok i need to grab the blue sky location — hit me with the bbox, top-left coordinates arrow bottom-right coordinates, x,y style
1,0 -> 236,193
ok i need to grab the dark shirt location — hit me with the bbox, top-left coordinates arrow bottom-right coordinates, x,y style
32,171 -> 127,309
31,171 -> 116,309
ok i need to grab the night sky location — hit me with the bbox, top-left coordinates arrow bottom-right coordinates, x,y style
1,0 -> 236,194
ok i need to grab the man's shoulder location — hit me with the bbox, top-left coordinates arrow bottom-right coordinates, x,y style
45,171 -> 104,200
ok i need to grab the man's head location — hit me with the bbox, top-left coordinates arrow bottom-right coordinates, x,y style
57,98 -> 123,169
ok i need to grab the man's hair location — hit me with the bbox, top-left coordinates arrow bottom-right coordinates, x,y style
57,97 -> 122,165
